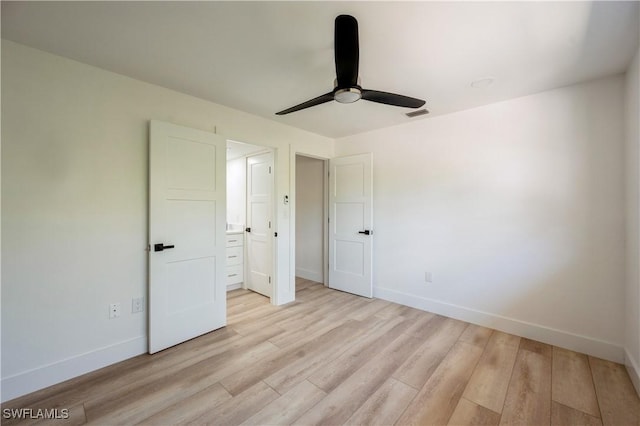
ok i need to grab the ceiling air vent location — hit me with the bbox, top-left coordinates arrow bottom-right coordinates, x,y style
405,109 -> 429,118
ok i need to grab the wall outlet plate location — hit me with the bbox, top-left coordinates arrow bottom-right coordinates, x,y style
132,297 -> 144,313
109,302 -> 121,319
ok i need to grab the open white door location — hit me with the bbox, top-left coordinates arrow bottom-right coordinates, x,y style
329,153 -> 373,298
149,121 -> 226,354
246,152 -> 274,298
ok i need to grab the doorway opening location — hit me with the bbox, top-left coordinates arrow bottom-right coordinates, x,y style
294,154 -> 328,293
226,140 -> 276,305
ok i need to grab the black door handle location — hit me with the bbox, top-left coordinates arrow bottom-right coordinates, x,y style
245,227 -> 251,233
358,230 -> 372,235
154,243 -> 175,252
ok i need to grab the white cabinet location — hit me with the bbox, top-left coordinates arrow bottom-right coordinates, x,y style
226,233 -> 244,290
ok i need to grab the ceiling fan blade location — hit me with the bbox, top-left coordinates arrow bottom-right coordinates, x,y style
275,92 -> 334,115
334,15 -> 359,88
361,89 -> 425,108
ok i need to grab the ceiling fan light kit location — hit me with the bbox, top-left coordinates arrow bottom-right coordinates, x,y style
334,87 -> 362,103
276,14 -> 426,115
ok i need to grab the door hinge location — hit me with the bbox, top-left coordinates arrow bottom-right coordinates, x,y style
268,276 -> 271,284
269,166 -> 272,174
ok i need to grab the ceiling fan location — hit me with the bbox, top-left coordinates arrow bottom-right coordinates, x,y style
276,15 -> 426,115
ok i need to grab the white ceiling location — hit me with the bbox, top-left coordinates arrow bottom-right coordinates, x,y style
2,1 -> 638,139
227,139 -> 266,160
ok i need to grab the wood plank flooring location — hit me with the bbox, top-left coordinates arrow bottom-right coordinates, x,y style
3,278 -> 639,425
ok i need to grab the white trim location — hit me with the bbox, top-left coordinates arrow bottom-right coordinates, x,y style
374,286 -> 624,363
625,348 -> 640,397
295,268 -> 323,283
323,159 -> 329,287
1,336 -> 146,403
226,283 -> 243,291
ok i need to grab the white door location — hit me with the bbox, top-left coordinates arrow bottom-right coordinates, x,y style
246,152 -> 274,297
329,153 -> 373,298
149,121 -> 226,354
246,152 -> 273,297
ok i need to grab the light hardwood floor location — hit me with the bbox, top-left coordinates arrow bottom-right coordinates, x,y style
3,278 -> 639,425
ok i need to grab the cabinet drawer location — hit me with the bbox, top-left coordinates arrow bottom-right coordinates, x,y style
226,234 -> 243,247
226,246 -> 243,266
226,265 -> 243,284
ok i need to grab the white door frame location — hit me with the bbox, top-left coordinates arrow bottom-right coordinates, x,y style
226,145 -> 279,305
225,141 -> 278,304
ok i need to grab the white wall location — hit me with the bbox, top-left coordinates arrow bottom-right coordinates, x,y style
227,157 -> 246,228
295,155 -> 324,282
2,37 -> 635,402
625,44 -> 640,394
336,76 -> 626,362
1,40 -> 333,402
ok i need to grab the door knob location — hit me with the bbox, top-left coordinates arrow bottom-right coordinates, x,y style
154,243 -> 175,252
358,230 -> 372,235
245,227 -> 251,233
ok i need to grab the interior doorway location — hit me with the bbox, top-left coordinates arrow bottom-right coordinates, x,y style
226,140 -> 275,302
295,155 -> 327,288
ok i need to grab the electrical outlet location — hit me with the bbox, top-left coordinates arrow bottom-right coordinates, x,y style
425,271 -> 433,283
132,297 -> 144,314
109,303 -> 121,319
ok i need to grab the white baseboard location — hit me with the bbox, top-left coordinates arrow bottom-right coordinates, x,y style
1,336 -> 147,403
295,268 -> 323,283
226,282 -> 242,291
625,348 -> 640,397
374,286 -> 624,363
